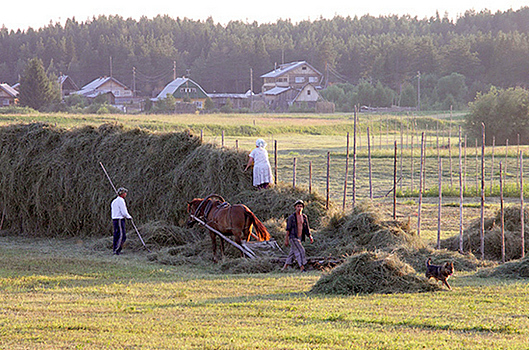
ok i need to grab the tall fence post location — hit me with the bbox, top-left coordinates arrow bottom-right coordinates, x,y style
367,127 -> 373,200
343,132 -> 350,211
393,141 -> 397,220
521,151 -> 525,259
417,132 -> 425,237
309,161 -> 312,194
274,140 -> 278,185
352,108 -> 357,208
480,123 -> 486,260
458,126 -> 464,254
437,158 -> 442,249
326,152 -> 330,210
490,136 -> 496,192
500,161 -> 505,263
292,157 -> 297,189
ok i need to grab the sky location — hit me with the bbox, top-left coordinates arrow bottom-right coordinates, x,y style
2,0 -> 528,31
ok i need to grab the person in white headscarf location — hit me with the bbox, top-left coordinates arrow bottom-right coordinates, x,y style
244,138 -> 273,189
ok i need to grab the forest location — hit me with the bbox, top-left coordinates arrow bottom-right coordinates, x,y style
2,7 -> 529,110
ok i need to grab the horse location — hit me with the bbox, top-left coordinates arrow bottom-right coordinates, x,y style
187,195 -> 270,262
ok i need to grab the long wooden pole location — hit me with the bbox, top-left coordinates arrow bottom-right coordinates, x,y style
292,157 -> 297,189
521,151 -> 525,259
368,127 -> 373,200
352,108 -> 357,208
438,158 -> 442,249
418,132 -> 425,237
326,152 -> 330,210
490,136 -> 496,192
274,140 -> 278,185
480,123 -> 486,260
309,161 -> 312,194
343,132 -> 350,211
500,161 -> 505,263
458,126 -> 464,254
393,140 -> 397,220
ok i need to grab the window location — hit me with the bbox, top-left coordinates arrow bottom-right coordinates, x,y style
295,77 -> 305,83
195,101 -> 203,108
180,87 -> 197,93
302,66 -> 307,70
309,76 -> 318,83
307,89 -> 311,95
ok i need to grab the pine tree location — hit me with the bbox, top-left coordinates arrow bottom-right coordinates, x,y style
19,57 -> 60,110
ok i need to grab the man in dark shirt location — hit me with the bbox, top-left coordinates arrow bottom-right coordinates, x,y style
282,199 -> 313,272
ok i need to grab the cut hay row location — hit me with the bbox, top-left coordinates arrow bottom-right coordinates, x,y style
0,123 -> 328,238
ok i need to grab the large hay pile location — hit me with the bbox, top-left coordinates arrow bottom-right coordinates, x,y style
0,123 -> 327,238
440,206 -> 529,261
309,201 -> 425,257
311,251 -> 442,295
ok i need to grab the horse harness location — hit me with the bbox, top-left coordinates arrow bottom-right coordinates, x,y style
202,200 -> 232,227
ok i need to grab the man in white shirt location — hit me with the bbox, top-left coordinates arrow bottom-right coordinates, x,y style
111,187 -> 132,255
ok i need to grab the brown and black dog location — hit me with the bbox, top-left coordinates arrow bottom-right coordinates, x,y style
425,258 -> 454,290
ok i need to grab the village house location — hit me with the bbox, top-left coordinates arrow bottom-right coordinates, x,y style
154,77 -> 208,110
74,76 -> 133,100
260,61 -> 323,93
256,61 -> 330,112
0,83 -> 18,106
58,75 -> 79,98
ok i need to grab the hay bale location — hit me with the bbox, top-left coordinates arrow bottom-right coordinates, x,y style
478,256 -> 529,279
311,251 -> 442,295
440,206 -> 529,261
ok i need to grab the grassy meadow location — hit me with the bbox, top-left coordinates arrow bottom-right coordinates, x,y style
1,111 -> 529,349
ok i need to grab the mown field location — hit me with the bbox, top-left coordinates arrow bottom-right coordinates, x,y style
1,111 -> 529,349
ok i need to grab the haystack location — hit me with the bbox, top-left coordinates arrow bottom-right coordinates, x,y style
310,200 -> 425,257
0,123 -> 328,238
311,251 -> 442,295
440,206 -> 529,261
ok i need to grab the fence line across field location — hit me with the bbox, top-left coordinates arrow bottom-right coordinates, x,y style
201,118 -> 529,263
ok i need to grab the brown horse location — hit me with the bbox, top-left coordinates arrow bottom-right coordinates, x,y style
187,196 -> 270,262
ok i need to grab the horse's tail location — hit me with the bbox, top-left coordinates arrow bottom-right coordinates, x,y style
245,208 -> 270,241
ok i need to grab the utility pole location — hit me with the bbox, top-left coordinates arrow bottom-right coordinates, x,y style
173,61 -> 177,80
417,71 -> 421,111
132,67 -> 136,97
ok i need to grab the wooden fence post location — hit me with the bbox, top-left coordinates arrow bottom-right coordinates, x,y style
326,152 -> 330,210
292,157 -> 297,189
309,161 -> 312,194
521,151 -> 525,259
438,158 -> 442,249
458,126 -> 464,254
393,141 -> 397,220
343,132 -> 350,211
352,109 -> 357,208
274,140 -> 278,185
417,132 -> 425,237
235,140 -> 238,150
490,136 -> 496,192
222,130 -> 224,147
367,127 -> 373,200
480,123 -> 486,260
500,161 -> 505,263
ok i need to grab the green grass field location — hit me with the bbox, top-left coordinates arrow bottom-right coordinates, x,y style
1,111 -> 529,349
1,235 -> 528,349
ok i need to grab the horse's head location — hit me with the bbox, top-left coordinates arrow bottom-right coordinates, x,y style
186,198 -> 204,227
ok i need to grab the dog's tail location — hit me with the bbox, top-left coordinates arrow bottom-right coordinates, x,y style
425,257 -> 432,267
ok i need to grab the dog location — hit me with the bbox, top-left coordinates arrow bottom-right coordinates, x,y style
425,258 -> 454,290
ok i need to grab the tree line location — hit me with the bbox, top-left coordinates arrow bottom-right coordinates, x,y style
2,8 -> 529,110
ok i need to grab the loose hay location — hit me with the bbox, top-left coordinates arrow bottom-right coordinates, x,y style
311,251 -> 442,295
477,256 -> 529,279
441,206 -> 529,261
